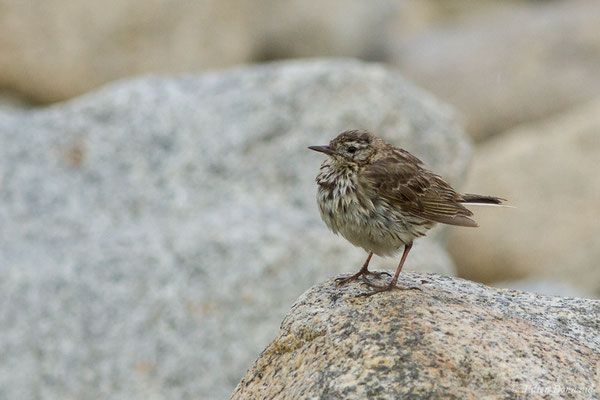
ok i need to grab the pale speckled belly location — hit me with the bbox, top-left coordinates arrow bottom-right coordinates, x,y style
316,180 -> 435,257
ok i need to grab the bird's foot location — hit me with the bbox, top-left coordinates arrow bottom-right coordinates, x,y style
364,270 -> 392,280
335,270 -> 391,286
359,280 -> 422,297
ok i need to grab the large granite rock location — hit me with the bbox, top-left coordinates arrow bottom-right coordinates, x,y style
232,273 -> 600,399
392,1 -> 600,140
0,59 -> 470,399
447,99 -> 600,297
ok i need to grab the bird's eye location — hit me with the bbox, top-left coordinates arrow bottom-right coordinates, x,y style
347,146 -> 357,154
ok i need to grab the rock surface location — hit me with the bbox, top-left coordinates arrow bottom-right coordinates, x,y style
0,59 -> 470,399
232,273 -> 600,400
392,1 -> 600,140
447,99 -> 600,297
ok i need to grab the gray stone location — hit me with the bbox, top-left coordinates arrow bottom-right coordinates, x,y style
232,273 -> 600,399
0,59 -> 470,399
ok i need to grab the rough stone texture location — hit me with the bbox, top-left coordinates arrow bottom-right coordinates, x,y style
391,1 -> 600,140
232,273 -> 600,400
0,0 -> 256,102
447,99 -> 600,297
0,59 -> 471,399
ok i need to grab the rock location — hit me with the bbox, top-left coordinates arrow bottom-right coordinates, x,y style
232,273 -> 600,399
391,1 -> 600,140
0,59 -> 470,399
383,0 -> 518,40
447,99 -> 600,297
0,0 -> 256,103
253,0 -> 398,60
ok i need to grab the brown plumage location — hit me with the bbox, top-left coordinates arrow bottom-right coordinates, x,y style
309,130 -> 504,296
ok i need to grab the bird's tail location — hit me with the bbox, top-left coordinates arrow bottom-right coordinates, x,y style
460,193 -> 507,206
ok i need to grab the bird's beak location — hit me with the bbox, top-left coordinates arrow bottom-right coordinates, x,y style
308,145 -> 334,155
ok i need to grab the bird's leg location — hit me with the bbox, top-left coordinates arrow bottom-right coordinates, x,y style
335,252 -> 391,286
362,242 -> 420,296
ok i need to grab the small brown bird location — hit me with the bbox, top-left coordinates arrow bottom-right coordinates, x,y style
309,130 -> 504,296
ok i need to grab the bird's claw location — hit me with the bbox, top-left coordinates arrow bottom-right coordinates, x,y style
358,281 -> 422,297
335,270 -> 391,286
335,274 -> 361,286
366,270 -> 392,278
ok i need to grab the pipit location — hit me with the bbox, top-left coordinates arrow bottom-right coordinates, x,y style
309,130 -> 504,296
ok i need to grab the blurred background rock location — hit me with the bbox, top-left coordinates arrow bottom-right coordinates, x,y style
1,0 -> 599,398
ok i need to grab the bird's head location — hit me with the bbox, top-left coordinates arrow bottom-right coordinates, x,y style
309,130 -> 383,167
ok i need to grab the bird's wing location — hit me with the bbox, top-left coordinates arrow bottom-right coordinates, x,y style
358,152 -> 478,227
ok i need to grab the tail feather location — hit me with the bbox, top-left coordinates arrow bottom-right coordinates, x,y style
460,193 -> 506,205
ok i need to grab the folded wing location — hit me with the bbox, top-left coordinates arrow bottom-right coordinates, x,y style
358,151 -> 480,227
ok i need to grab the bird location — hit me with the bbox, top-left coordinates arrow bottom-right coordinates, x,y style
308,130 -> 505,296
